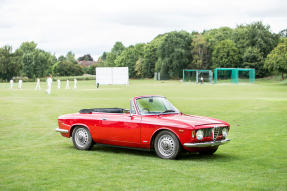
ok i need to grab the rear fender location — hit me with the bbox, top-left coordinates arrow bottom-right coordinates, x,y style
70,123 -> 95,141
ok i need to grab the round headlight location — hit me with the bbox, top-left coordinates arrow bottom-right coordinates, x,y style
196,130 -> 204,140
222,127 -> 228,138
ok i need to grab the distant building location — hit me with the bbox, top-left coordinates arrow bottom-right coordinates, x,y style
77,60 -> 97,67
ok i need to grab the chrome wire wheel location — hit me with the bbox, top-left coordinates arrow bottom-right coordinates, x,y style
75,128 -> 89,148
158,135 -> 175,157
72,126 -> 93,150
154,130 -> 181,159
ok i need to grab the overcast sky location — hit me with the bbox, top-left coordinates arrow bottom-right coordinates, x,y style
0,0 -> 286,59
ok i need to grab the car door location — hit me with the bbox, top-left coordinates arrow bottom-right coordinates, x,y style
96,113 -> 141,146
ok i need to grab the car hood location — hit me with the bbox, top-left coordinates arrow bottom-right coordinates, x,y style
152,113 -> 227,128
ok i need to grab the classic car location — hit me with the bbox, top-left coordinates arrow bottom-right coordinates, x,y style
56,95 -> 231,159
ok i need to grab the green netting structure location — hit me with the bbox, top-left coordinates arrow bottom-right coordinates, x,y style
214,68 -> 255,84
183,69 -> 213,83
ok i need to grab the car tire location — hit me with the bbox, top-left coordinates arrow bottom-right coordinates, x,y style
72,126 -> 93,150
154,130 -> 181,159
199,146 -> 218,155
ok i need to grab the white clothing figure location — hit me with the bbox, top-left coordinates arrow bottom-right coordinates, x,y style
74,79 -> 77,89
200,76 -> 204,84
35,78 -> 41,90
57,79 -> 61,89
65,80 -> 70,89
10,79 -> 14,89
18,80 -> 23,89
46,76 -> 53,94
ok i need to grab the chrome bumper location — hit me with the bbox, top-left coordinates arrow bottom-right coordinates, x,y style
184,139 -> 231,148
55,128 -> 69,133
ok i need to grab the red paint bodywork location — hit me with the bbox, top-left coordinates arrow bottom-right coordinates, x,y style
57,96 -> 230,152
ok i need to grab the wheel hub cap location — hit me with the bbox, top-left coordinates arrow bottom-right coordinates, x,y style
158,135 -> 175,157
75,128 -> 89,147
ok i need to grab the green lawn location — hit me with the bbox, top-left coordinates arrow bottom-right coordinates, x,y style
0,80 -> 286,190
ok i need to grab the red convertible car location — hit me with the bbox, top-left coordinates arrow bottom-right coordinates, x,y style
56,95 -> 230,159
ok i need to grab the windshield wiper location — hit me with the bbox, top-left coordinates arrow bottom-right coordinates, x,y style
157,109 -> 176,115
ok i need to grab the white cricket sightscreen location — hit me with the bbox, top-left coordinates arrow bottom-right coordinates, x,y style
96,67 -> 129,85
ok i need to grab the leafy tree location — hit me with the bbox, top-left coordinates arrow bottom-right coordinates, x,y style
0,46 -> 21,81
16,41 -> 37,54
87,64 -> 97,75
53,61 -> 84,76
142,34 -> 165,78
242,47 -> 266,77
232,22 -> 279,58
104,42 -> 125,66
16,41 -> 55,78
114,43 -> 145,78
53,52 -> 83,76
99,52 -> 107,62
78,54 -> 93,61
65,51 -> 78,64
111,42 -> 125,55
211,40 -> 240,68
203,27 -> 233,47
156,31 -> 192,79
58,55 -> 66,62
279,29 -> 287,38
264,39 -> 287,80
190,34 -> 211,69
104,53 -> 117,67
135,58 -> 144,78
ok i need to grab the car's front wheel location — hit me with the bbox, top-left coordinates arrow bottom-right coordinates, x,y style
72,126 -> 93,150
154,130 -> 181,159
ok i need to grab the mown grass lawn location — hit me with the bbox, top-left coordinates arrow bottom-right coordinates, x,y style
0,79 -> 286,191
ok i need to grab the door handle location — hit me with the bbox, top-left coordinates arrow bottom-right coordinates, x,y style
102,118 -> 107,120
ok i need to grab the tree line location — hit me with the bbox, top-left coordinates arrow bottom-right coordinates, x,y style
98,22 -> 287,79
1,21 -> 287,81
0,41 -> 97,81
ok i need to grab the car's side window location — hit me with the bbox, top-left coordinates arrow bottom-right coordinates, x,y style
130,100 -> 136,114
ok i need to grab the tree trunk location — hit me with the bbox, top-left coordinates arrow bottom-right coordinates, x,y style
282,72 -> 284,80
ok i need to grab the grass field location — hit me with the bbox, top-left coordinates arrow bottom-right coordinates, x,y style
0,80 -> 287,190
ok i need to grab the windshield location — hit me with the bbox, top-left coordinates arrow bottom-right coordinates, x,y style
136,97 -> 179,115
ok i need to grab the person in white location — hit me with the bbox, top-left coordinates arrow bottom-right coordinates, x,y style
18,79 -> 23,89
74,79 -> 77,89
57,79 -> 61,89
10,79 -> 14,89
65,80 -> 70,89
46,75 -> 53,94
35,78 -> 41,90
200,76 -> 204,84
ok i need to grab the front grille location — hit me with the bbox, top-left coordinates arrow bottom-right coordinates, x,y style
213,126 -> 224,140
203,128 -> 212,137
199,126 -> 226,140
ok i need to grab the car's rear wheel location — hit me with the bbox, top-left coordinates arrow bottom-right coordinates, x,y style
199,146 -> 218,155
72,126 -> 93,150
154,130 -> 181,159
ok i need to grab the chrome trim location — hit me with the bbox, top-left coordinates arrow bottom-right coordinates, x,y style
55,128 -> 69,133
183,139 -> 231,148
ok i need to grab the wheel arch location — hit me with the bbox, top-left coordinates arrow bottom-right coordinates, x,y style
150,128 -> 181,150
70,123 -> 90,137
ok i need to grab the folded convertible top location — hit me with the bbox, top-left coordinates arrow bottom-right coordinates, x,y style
79,108 -> 124,114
